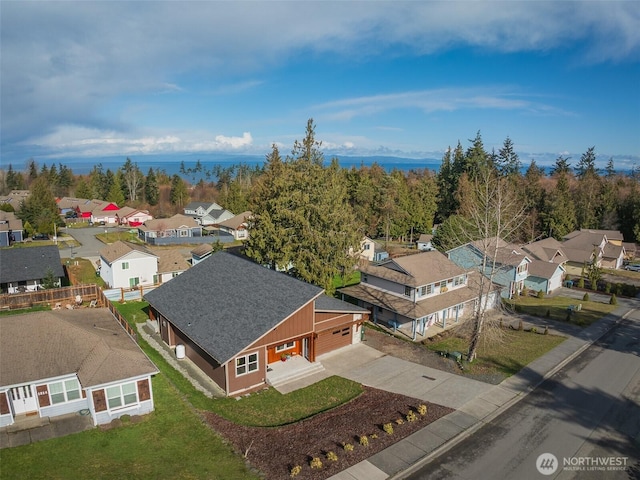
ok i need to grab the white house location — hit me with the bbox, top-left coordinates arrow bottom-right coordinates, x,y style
99,241 -> 158,289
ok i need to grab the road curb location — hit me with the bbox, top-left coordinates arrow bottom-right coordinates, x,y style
389,306 -> 636,479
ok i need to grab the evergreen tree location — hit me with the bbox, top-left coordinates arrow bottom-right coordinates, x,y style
144,168 -> 159,205
74,177 -> 93,199
170,174 -> 189,207
56,163 -> 74,197
17,176 -> 62,234
542,172 -> 576,239
550,155 -> 571,176
497,136 -> 521,177
575,146 -> 598,178
27,159 -> 38,183
246,120 -> 361,294
106,173 -> 125,206
436,147 -> 457,222
6,164 -> 25,191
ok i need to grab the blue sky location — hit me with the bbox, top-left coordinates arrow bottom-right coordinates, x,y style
1,1 -> 639,170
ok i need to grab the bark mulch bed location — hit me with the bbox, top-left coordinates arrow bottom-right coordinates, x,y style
202,386 -> 454,480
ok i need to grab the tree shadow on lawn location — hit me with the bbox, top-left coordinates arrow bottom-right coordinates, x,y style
202,386 -> 454,480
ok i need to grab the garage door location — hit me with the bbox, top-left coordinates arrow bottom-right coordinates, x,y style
316,326 -> 352,356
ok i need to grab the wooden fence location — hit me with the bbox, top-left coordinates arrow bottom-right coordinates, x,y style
97,288 -> 138,339
0,284 -> 101,310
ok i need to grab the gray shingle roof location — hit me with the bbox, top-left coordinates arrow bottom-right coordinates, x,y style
315,294 -> 369,313
143,251 -> 323,365
0,245 -> 65,283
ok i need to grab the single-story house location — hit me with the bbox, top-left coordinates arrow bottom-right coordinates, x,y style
154,249 -> 190,283
0,246 -> 65,294
190,244 -> 213,265
144,251 -> 369,396
137,214 -> 203,245
416,234 -> 434,251
218,211 -> 251,240
524,261 -> 566,295
99,241 -> 158,289
0,190 -> 30,211
0,308 -> 158,428
0,211 -> 24,246
115,207 -> 153,227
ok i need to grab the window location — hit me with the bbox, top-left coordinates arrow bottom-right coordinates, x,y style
517,264 -> 528,274
440,281 -> 447,289
419,285 -> 433,296
454,276 -> 465,287
236,353 -> 259,376
122,262 -> 129,270
276,341 -> 295,352
363,243 -> 371,250
106,382 -> 138,410
404,286 -> 411,297
49,378 -> 81,405
179,229 -> 189,237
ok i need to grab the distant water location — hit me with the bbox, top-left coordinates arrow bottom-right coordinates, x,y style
54,154 -> 445,179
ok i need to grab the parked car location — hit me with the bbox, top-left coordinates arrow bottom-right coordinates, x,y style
624,264 -> 640,272
32,233 -> 50,240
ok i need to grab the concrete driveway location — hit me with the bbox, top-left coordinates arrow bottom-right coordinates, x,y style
319,343 -> 493,410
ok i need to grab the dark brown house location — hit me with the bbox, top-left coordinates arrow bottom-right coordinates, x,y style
144,252 -> 368,396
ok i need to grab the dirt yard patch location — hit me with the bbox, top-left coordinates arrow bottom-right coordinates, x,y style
203,387 -> 453,480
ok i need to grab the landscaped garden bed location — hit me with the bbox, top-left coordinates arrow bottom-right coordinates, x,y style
203,387 -> 453,480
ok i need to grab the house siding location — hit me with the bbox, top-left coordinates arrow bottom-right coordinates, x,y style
87,375 -> 154,426
227,349 -> 266,396
102,250 -> 157,289
363,276 -> 406,297
249,302 -> 315,349
173,327 -> 226,391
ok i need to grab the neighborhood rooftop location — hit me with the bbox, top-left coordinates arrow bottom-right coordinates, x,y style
0,245 -> 65,284
0,309 -> 157,387
143,251 -> 324,365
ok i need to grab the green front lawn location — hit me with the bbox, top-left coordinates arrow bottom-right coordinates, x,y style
114,302 -> 364,427
0,374 -> 257,480
95,230 -> 144,245
62,257 -> 105,287
505,295 -> 616,326
426,329 -> 566,380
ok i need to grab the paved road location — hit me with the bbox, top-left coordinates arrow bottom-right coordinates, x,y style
405,308 -> 640,480
59,226 -> 115,265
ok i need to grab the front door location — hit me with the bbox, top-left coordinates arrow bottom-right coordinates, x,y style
10,385 -> 38,415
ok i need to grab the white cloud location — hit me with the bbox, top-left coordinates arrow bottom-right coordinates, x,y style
28,126 -> 253,158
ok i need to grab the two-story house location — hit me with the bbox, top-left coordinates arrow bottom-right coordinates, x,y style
184,201 -> 234,227
447,237 -> 531,299
521,237 -> 567,294
99,241 -> 159,289
0,211 -> 23,246
561,229 -> 625,271
338,251 -> 484,340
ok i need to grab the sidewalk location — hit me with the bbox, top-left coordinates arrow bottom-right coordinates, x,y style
329,301 -> 637,480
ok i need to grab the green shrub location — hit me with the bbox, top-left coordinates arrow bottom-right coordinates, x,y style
359,435 -> 369,447
604,283 -> 611,294
383,423 -> 394,435
537,290 -> 545,299
290,465 -> 302,477
406,410 -> 418,422
310,457 -> 323,469
417,404 -> 428,415
530,327 -> 537,334
342,442 -> 354,452
326,451 -> 338,462
583,292 -> 590,301
578,278 -> 585,289
609,294 -> 617,305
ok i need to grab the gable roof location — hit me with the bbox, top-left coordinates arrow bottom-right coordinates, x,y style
360,251 -> 466,287
154,248 -> 190,274
417,233 -> 433,243
527,260 -> 565,280
219,211 -> 252,230
522,237 -> 567,264
467,237 -> 530,267
184,201 -> 220,212
0,211 -> 23,231
0,245 -> 65,283
562,231 -> 607,250
190,243 -> 213,258
0,309 -> 157,388
139,214 -> 199,231
143,252 -> 323,365
99,240 -> 156,264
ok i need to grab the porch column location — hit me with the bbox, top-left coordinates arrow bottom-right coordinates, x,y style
412,319 -> 417,341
